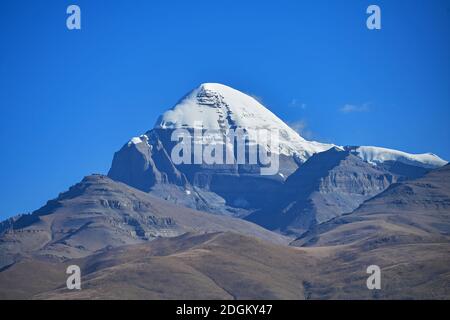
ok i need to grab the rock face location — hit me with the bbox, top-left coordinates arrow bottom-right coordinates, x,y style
108,128 -> 289,216
108,130 -> 188,192
246,147 -> 399,236
0,175 -> 288,269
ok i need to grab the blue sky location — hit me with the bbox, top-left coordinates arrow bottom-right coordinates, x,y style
0,0 -> 449,219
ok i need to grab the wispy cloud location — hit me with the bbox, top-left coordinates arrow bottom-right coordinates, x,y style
340,103 -> 370,114
289,99 -> 307,109
288,119 -> 314,140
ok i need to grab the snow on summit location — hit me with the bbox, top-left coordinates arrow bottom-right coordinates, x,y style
156,83 -> 292,131
121,82 -> 448,169
154,83 -> 334,159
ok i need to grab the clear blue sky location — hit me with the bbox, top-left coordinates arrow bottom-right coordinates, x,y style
1,0 -> 449,220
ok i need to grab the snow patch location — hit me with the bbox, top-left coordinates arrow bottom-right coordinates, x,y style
128,135 -> 150,147
352,146 -> 447,169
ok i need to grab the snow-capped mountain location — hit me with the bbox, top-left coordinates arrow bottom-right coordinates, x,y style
154,83 -> 334,161
109,83 -> 342,216
109,82 -> 447,224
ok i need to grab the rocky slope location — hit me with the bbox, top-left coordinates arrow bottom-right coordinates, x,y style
0,175 -> 289,270
246,147 -> 401,236
292,164 -> 450,247
1,231 -> 448,300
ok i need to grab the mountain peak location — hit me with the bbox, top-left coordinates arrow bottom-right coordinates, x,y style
197,82 -> 234,92
155,82 -> 280,130
154,83 -> 334,158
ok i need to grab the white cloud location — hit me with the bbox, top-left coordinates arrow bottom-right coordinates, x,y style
288,119 -> 314,140
340,103 -> 370,113
289,99 -> 307,109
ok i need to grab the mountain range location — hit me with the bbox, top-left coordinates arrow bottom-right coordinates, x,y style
108,83 -> 446,233
0,83 -> 448,299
